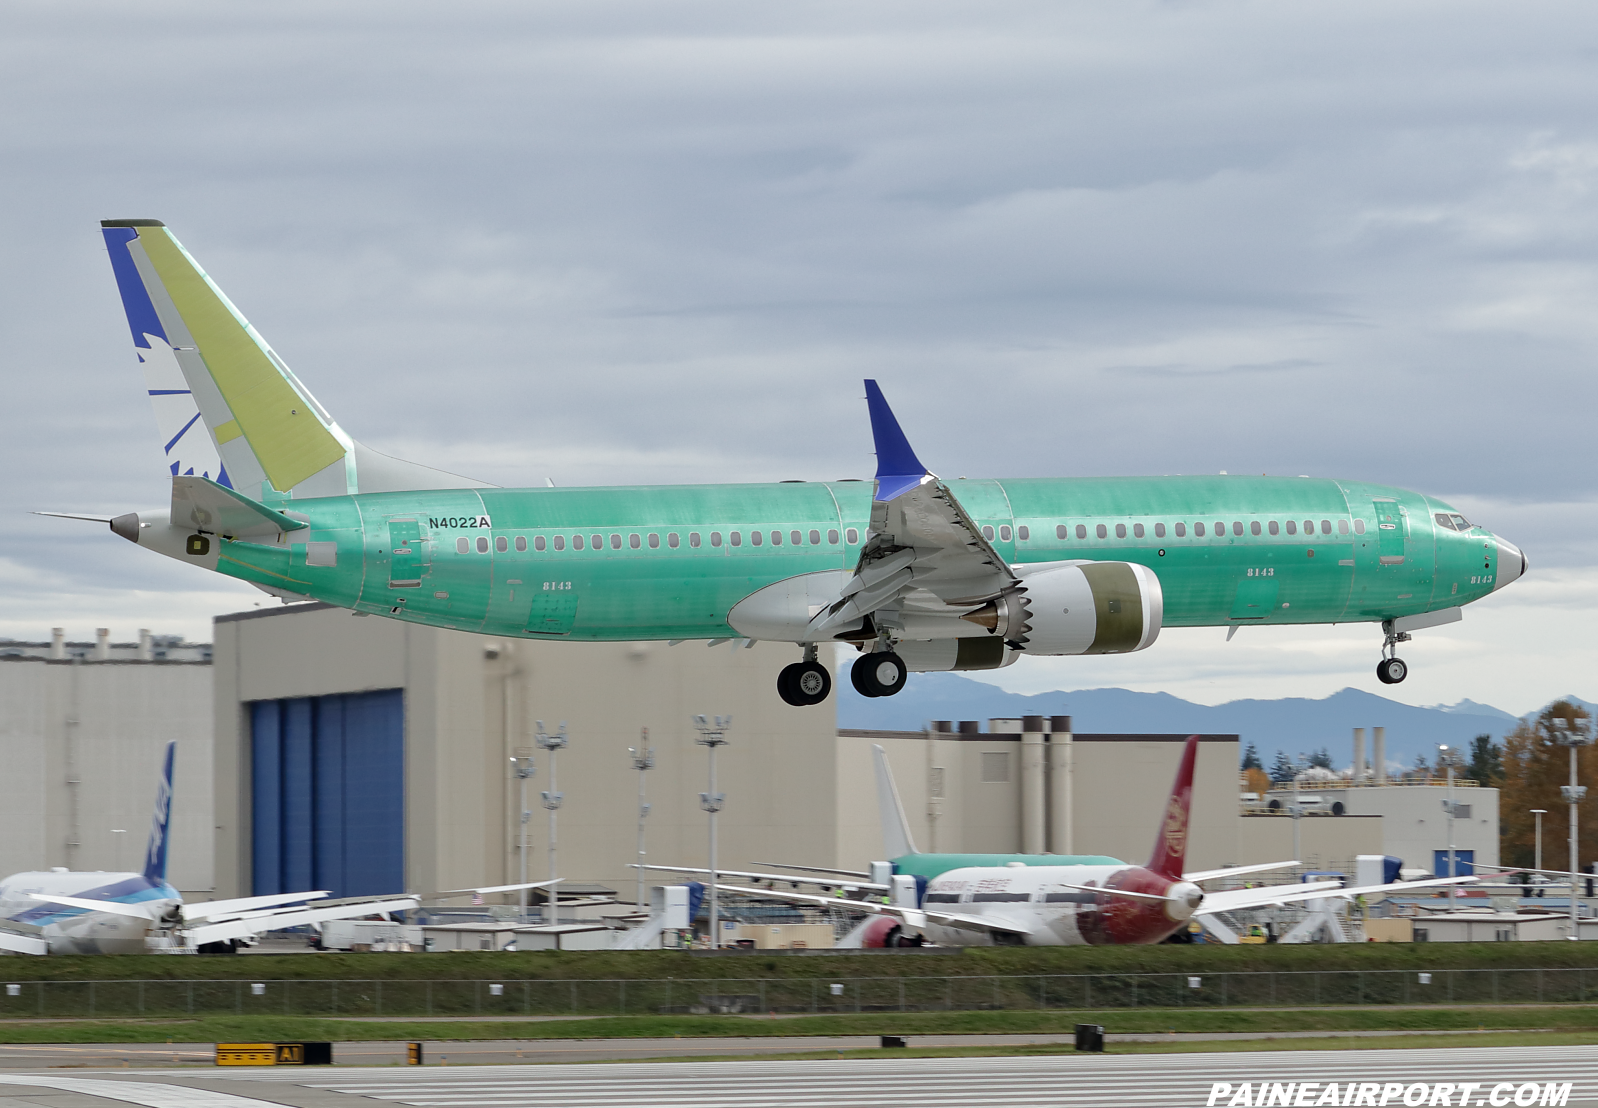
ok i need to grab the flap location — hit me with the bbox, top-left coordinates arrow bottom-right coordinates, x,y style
171,475 -> 309,539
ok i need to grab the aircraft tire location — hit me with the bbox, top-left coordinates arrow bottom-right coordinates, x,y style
794,661 -> 831,705
850,657 -> 882,697
777,663 -> 806,706
863,652 -> 908,697
1376,657 -> 1408,684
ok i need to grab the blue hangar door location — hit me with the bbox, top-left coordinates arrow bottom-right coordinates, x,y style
250,689 -> 404,898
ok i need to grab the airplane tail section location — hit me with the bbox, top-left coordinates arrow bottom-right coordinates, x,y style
1146,735 -> 1198,880
99,220 -> 489,502
872,744 -> 919,858
142,741 -> 176,883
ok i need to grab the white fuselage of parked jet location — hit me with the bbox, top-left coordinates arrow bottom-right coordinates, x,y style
0,869 -> 180,955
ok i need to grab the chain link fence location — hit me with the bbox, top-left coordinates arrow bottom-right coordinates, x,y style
0,967 -> 1591,1018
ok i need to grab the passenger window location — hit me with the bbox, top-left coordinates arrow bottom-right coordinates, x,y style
1303,520 -> 1314,534
828,529 -> 839,544
999,525 -> 1012,541
1133,523 -> 1144,538
626,534 -> 638,549
846,528 -> 859,543
1155,523 -> 1166,538
456,537 -> 469,553
1320,520 -> 1331,535
1018,525 -> 1029,540
750,531 -> 762,546
768,531 -> 779,545
1285,520 -> 1296,535
982,525 -> 995,540
533,536 -> 545,552
1354,520 -> 1366,535
1338,519 -> 1349,534
1216,521 -> 1226,535
515,536 -> 527,552
1268,521 -> 1279,536
553,535 -> 565,551
667,533 -> 679,548
1096,524 -> 1108,539
610,534 -> 622,550
792,530 -> 803,545
477,537 -> 489,554
1195,522 -> 1205,537
573,534 -> 585,550
1115,523 -> 1126,539
809,530 -> 820,545
691,533 -> 703,548
592,534 -> 603,550
495,536 -> 508,553
1075,524 -> 1087,539
1056,524 -> 1068,540
1250,521 -> 1260,536
1175,522 -> 1185,537
731,532 -> 743,547
647,533 -> 659,549
711,532 -> 722,547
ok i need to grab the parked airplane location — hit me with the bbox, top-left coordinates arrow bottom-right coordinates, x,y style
0,743 -> 421,955
71,221 -> 1527,705
711,737 -> 1485,946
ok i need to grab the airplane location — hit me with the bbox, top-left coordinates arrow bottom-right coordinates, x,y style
0,742 -> 426,955
710,736 -> 1488,946
69,220 -> 1527,706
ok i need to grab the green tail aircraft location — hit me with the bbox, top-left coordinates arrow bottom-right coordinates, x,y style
67,219 -> 1526,706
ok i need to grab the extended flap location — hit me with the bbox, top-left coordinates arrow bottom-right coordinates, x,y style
171,475 -> 308,539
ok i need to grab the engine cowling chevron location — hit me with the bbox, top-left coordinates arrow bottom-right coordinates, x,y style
1004,561 -> 1164,655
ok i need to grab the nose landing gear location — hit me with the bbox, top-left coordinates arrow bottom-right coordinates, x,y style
1376,620 -> 1410,685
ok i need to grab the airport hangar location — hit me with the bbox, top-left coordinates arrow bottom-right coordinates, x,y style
0,603 -> 1494,903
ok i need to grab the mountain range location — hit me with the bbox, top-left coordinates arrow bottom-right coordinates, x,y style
836,674 -> 1594,772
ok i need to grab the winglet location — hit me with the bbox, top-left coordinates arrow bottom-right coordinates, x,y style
864,380 -> 930,502
1146,735 -> 1199,880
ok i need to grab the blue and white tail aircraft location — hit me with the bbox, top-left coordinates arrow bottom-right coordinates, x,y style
0,743 -> 420,955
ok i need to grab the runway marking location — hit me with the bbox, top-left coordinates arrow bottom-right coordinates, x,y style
0,1074 -> 286,1108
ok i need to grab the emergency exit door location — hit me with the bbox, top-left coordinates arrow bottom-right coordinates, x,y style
387,519 -> 427,588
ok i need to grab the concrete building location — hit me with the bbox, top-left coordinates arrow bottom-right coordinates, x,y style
0,637 -> 213,893
1260,781 -> 1500,877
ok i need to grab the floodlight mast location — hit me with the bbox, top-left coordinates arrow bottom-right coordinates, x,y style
1551,716 -> 1593,939
536,721 -> 568,924
509,751 -> 536,921
629,730 -> 655,910
694,714 -> 730,948
1437,745 -> 1464,912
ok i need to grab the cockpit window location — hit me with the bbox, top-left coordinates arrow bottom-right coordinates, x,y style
1450,514 -> 1471,530
1434,513 -> 1456,531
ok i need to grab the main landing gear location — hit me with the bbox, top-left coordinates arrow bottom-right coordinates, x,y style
850,650 -> 907,698
777,644 -> 832,707
1376,620 -> 1410,685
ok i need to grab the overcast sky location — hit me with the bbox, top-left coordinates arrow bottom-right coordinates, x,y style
3,1 -> 1595,714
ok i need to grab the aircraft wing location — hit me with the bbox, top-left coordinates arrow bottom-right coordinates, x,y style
431,879 -> 562,898
807,382 -> 1015,639
0,921 -> 48,956
634,864 -> 887,893
180,891 -> 330,922
711,883 -> 1031,938
28,894 -> 163,921
182,895 -> 420,947
1184,861 -> 1300,884
751,862 -> 874,880
1200,875 -> 1480,916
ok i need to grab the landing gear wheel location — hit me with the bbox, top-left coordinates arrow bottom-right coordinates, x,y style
1376,657 -> 1408,684
779,661 -> 832,706
852,652 -> 908,697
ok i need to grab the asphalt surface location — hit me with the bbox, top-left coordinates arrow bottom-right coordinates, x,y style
0,1046 -> 1594,1107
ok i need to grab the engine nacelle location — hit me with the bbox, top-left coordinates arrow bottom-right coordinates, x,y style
894,637 -> 1020,672
1005,561 -> 1163,655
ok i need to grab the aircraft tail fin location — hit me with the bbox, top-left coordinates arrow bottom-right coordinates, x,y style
98,220 -> 489,501
1146,735 -> 1199,880
872,744 -> 919,858
142,741 -> 176,883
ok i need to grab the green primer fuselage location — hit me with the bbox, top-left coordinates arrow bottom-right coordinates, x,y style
211,475 -> 1501,641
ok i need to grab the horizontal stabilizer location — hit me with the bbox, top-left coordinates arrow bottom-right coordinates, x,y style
171,475 -> 307,539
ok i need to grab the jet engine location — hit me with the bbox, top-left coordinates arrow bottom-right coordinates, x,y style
958,561 -> 1163,655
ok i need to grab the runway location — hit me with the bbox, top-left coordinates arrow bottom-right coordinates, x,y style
0,1045 -> 1592,1108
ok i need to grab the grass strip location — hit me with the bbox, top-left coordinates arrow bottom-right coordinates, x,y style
7,1005 -> 1598,1044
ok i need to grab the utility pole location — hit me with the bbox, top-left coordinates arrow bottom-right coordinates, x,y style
536,721 -> 568,924
1552,716 -> 1593,939
693,714 -> 730,949
509,750 -> 536,921
1437,745 -> 1464,912
628,729 -> 655,910
1532,809 -> 1547,897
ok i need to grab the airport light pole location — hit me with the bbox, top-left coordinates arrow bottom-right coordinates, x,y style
1437,745 -> 1464,912
694,714 -> 730,948
1531,809 -> 1548,896
1551,717 -> 1593,939
510,751 -> 536,921
628,729 -> 655,911
536,721 -> 568,924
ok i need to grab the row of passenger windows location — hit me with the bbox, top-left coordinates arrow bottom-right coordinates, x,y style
454,527 -> 861,555
1048,518 -> 1364,541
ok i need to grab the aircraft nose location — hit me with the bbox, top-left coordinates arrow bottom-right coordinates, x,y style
1493,538 -> 1528,592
